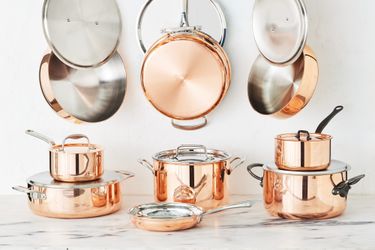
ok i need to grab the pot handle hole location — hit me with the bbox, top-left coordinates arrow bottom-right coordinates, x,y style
332,174 -> 365,198
247,164 -> 264,187
227,157 -> 245,175
12,186 -> 47,200
137,159 -> 154,174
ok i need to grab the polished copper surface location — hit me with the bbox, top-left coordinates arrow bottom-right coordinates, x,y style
275,132 -> 332,171
141,31 -> 231,121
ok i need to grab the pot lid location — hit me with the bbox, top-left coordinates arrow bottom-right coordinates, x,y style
153,145 -> 230,164
129,202 -> 202,219
252,0 -> 308,65
276,131 -> 332,142
42,0 -> 122,68
137,0 -> 226,53
27,171 -> 129,189
264,160 -> 351,176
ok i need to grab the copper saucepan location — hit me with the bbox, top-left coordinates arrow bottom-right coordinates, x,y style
138,144 -> 244,209
129,200 -> 255,232
13,170 -> 134,219
275,106 -> 344,171
138,0 -> 230,130
247,161 -> 365,220
26,130 -> 103,182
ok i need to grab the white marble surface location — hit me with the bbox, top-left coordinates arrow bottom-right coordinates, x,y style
0,195 -> 374,250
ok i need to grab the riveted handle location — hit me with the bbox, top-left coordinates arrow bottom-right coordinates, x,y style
12,186 -> 47,200
315,105 -> 344,133
247,164 -> 264,187
227,157 -> 245,175
332,174 -> 365,198
138,159 -> 154,174
25,129 -> 56,146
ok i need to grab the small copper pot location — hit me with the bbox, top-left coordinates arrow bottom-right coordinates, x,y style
26,130 -> 103,182
247,161 -> 365,220
138,144 -> 244,210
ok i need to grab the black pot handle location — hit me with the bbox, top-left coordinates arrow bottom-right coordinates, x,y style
296,130 -> 311,141
332,174 -> 365,198
247,164 -> 264,187
315,105 -> 344,133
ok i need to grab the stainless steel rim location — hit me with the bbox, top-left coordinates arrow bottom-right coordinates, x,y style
129,202 -> 203,219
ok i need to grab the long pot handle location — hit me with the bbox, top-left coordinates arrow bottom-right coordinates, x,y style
247,163 -> 264,187
138,159 -> 154,174
115,170 -> 136,180
203,200 -> 255,216
180,0 -> 189,27
25,129 -> 55,146
12,186 -> 47,200
62,134 -> 94,151
315,105 -> 344,133
227,157 -> 245,174
171,117 -> 208,131
332,174 -> 365,198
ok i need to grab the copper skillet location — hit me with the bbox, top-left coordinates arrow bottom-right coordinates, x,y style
129,200 -> 255,232
137,0 -> 230,130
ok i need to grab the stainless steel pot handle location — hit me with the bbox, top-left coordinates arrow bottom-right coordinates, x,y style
175,144 -> 208,159
25,129 -> 56,146
247,163 -> 264,187
136,0 -> 227,53
61,134 -> 94,151
12,186 -> 47,200
332,174 -> 365,198
138,159 -> 155,174
203,200 -> 255,216
227,157 -> 245,175
115,170 -> 136,180
171,117 -> 208,130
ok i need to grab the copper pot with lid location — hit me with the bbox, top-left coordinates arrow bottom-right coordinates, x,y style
138,144 -> 244,210
275,106 -> 343,171
26,130 -> 103,182
137,0 -> 230,130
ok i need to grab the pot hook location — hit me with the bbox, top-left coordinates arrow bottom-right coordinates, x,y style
315,106 -> 344,133
332,174 -> 365,198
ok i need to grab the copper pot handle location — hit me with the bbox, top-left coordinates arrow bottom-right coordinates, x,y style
332,174 -> 365,198
175,144 -> 208,159
138,159 -> 154,174
115,170 -> 136,180
247,164 -> 264,187
171,117 -> 208,130
227,157 -> 245,175
61,134 -> 94,151
12,186 -> 47,200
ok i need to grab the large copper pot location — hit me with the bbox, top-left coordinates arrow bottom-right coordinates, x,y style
247,161 -> 365,220
13,171 -> 134,219
138,145 -> 244,210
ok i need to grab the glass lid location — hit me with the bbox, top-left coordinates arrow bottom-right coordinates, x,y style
27,171 -> 127,189
252,0 -> 308,65
264,160 -> 351,176
129,202 -> 202,219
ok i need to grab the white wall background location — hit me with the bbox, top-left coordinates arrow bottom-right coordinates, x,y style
0,0 -> 374,195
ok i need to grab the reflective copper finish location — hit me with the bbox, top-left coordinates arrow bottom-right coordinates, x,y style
275,132 -> 332,171
247,161 -> 365,220
141,31 -> 230,121
13,171 -> 134,219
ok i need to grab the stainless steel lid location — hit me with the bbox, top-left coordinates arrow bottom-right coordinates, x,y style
27,171 -> 129,189
129,202 -> 203,219
153,145 -> 230,164
252,0 -> 308,65
264,160 -> 350,176
43,0 -> 122,68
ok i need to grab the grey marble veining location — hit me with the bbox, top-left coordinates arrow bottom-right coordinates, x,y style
0,195 -> 374,249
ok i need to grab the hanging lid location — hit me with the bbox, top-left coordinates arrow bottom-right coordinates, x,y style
27,171 -> 128,189
252,0 -> 308,65
264,160 -> 350,176
42,0 -> 122,68
153,145 -> 230,164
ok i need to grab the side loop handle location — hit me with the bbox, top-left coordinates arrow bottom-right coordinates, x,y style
12,186 -> 47,200
137,159 -> 155,174
115,170 -> 136,181
171,117 -> 208,130
227,157 -> 245,175
247,164 -> 264,187
332,174 -> 365,198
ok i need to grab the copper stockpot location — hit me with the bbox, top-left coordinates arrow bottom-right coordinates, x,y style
247,161 -> 365,220
12,171 -> 134,219
275,106 -> 343,171
26,130 -> 103,182
138,145 -> 244,210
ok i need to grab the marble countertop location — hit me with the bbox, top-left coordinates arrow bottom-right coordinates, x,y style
1,194 -> 374,249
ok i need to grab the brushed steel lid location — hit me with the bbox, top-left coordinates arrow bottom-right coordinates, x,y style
253,0 -> 308,65
43,0 -> 122,68
264,160 -> 350,176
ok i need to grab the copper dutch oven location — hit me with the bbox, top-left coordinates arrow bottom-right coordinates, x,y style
12,170 -> 134,219
26,130 -> 103,182
138,144 -> 244,210
247,161 -> 365,220
275,106 -> 343,171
